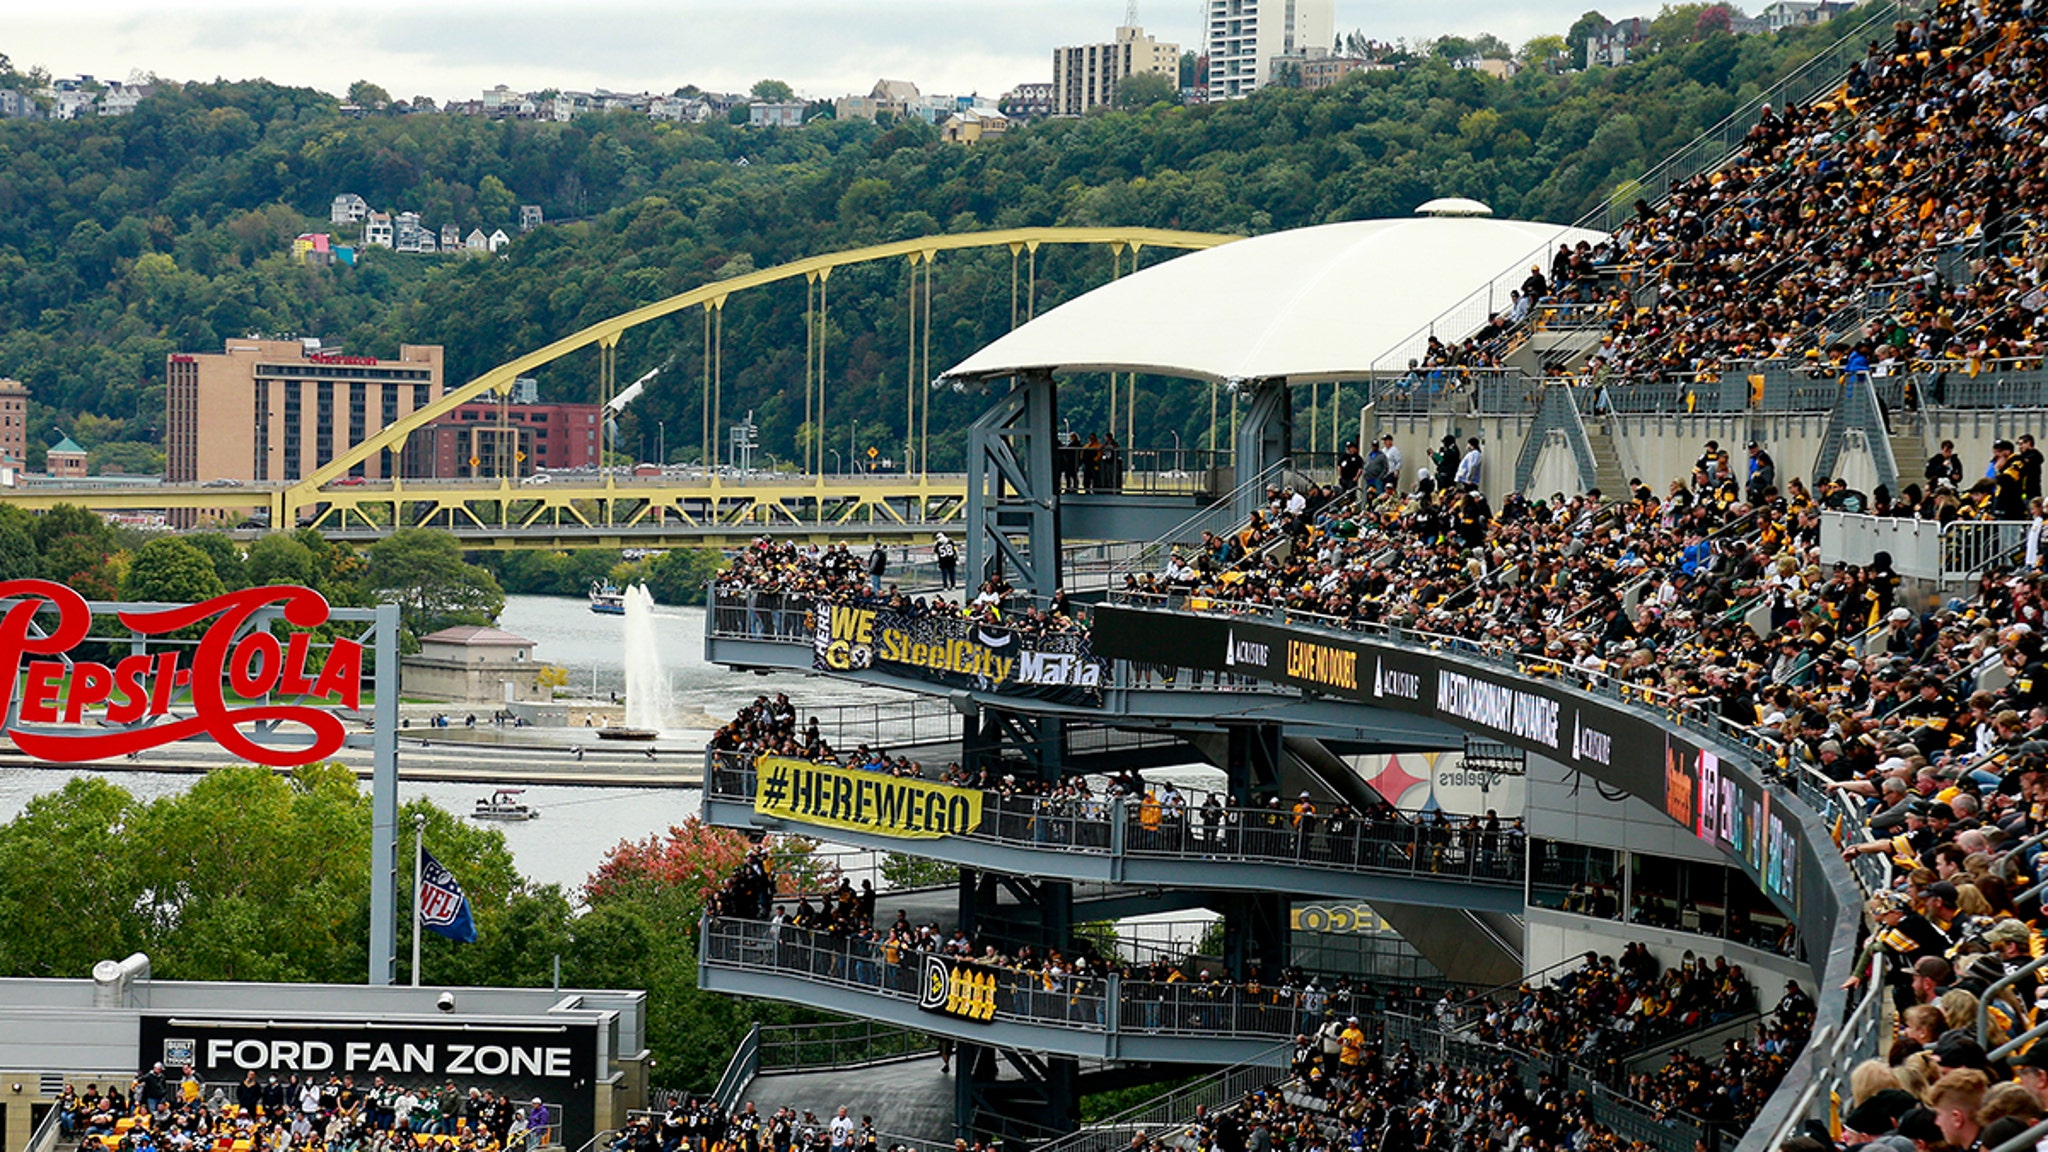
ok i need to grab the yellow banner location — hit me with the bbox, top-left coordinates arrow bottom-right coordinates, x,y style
754,755 -> 984,839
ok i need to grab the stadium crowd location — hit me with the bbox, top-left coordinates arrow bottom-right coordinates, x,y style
685,0 -> 2048,1145
713,537 -> 1087,640
607,1099 -> 955,1152
60,1068 -> 552,1152
1596,0 -> 2048,382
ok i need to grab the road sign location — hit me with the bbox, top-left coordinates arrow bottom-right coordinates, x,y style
468,456 -> 480,468
867,446 -> 879,459
515,451 -> 527,462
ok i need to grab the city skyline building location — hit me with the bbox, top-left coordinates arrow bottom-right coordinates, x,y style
1204,0 -> 1336,99
164,340 -> 446,489
1051,24 -> 1180,116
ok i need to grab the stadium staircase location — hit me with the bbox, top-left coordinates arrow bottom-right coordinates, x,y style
1581,416 -> 1630,496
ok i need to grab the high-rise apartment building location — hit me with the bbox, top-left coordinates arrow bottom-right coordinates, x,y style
1204,0 -> 1336,99
1052,25 -> 1180,117
165,340 -> 445,485
0,378 -> 28,473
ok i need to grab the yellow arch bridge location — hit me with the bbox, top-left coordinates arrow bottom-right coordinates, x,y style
3,228 -> 1240,548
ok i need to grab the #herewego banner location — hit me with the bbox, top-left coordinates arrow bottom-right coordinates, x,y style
0,581 -> 363,766
811,601 -> 1104,704
753,754 -> 984,839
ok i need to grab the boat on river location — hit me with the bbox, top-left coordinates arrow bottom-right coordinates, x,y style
589,581 -> 626,615
471,788 -> 539,821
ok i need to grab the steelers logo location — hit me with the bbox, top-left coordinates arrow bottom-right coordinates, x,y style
919,955 -> 950,1010
847,644 -> 874,670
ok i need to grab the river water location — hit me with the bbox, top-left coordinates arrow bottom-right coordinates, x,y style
0,593 -> 907,895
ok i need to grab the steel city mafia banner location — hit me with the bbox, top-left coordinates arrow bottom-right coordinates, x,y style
1093,604 -> 1803,909
812,602 -> 1104,704
755,754 -> 985,839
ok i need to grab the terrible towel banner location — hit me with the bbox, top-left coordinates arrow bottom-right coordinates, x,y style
919,954 -> 998,1021
754,755 -> 985,839
811,602 -> 1104,704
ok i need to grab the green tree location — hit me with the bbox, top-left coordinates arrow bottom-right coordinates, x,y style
122,536 -> 226,602
476,174 -> 517,224
185,532 -> 247,591
365,528 -> 504,637
1648,3 -> 1709,49
881,852 -> 956,887
0,778 -> 145,977
346,80 -> 392,108
1567,10 -> 1611,68
1113,73 -> 1180,109
87,440 -> 164,476
750,79 -> 795,103
0,508 -> 38,582
245,533 -> 319,588
1519,34 -> 1570,72
638,548 -> 721,606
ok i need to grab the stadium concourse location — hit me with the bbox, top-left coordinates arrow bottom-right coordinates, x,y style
710,417 -> 2048,1150
687,0 -> 2048,1146
712,413 -> 2048,1146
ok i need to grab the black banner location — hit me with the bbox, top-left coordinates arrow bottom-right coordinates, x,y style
917,954 -> 998,1022
136,1016 -> 600,1148
813,602 -> 1104,705
1094,605 -> 1802,911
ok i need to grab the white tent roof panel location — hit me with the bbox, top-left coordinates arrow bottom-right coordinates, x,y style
943,215 -> 1607,385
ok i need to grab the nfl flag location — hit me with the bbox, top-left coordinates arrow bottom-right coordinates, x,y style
418,849 -> 478,943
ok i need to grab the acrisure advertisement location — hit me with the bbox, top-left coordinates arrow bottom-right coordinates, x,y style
1093,605 -> 1804,912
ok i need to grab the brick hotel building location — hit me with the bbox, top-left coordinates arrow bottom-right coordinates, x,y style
165,340 -> 446,485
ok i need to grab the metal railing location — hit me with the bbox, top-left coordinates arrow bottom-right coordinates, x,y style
707,751 -> 1524,887
791,698 -> 963,750
711,1024 -> 761,1115
703,916 -> 1109,1030
708,590 -> 815,642
1818,511 -> 2033,584
1387,1011 -> 1725,1152
756,1019 -> 938,1072
1103,457 -> 1298,586
28,1095 -> 64,1152
703,916 -> 1400,1046
1030,1044 -> 1292,1152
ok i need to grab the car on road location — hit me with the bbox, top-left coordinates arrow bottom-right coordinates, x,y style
201,478 -> 245,488
332,475 -> 367,486
521,473 -> 551,485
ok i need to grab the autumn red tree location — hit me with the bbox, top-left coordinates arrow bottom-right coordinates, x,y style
583,816 -> 841,928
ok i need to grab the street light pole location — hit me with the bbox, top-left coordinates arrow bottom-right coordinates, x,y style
658,420 -> 666,466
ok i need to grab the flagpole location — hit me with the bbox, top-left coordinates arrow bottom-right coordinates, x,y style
411,813 -> 425,988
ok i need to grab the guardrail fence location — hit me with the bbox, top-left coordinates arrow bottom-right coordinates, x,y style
706,751 -> 1524,887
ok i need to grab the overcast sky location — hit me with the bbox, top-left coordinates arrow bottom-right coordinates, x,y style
6,1 -> 1605,102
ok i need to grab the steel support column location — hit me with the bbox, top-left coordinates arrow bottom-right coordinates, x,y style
1225,723 -> 1285,805
966,370 -> 1061,600
963,706 -> 1066,783
1220,891 -> 1290,984
1233,378 -> 1292,520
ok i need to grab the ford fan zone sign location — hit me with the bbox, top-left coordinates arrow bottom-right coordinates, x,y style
0,581 -> 364,766
136,1016 -> 600,1148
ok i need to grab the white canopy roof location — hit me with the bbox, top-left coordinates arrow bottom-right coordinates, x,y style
943,214 -> 1607,386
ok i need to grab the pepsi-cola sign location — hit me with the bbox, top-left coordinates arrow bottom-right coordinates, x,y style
0,581 -> 363,766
